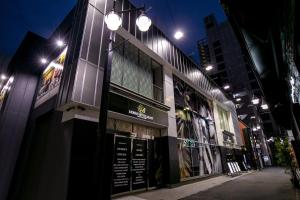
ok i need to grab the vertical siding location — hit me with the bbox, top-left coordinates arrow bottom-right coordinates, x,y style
58,0 -> 113,108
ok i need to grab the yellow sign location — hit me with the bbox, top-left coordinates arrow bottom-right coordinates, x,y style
137,104 -> 146,114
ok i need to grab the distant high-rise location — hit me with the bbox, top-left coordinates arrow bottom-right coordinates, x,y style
198,14 -> 279,139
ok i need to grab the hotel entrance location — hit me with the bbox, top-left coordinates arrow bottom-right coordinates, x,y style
107,119 -> 162,195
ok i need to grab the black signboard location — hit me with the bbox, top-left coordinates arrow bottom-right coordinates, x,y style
108,92 -> 168,126
112,137 -> 131,194
132,139 -> 147,190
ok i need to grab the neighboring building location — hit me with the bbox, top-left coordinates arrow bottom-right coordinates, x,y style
198,14 -> 277,167
220,0 -> 300,183
0,1 -> 242,200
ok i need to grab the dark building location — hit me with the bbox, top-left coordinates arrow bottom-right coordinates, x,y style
0,1 -> 245,200
0,54 -> 11,74
220,0 -> 300,179
198,14 -> 277,166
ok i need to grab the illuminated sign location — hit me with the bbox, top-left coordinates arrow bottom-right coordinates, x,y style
183,139 -> 196,148
35,47 -> 67,107
129,104 -> 154,120
108,93 -> 168,126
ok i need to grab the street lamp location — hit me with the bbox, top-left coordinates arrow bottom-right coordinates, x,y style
136,13 -> 152,32
252,97 -> 260,105
104,11 -> 123,31
205,65 -> 213,71
104,1 -> 152,32
260,99 -> 269,110
223,84 -> 230,90
261,104 -> 268,110
90,1 -> 153,199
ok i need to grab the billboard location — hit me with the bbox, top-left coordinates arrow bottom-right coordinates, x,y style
35,48 -> 67,107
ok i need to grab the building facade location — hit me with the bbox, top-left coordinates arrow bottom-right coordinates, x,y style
0,1 -> 242,199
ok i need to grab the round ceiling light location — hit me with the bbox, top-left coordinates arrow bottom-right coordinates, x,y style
174,31 -> 184,40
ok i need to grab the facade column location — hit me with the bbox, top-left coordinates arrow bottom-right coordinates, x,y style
160,66 -> 180,185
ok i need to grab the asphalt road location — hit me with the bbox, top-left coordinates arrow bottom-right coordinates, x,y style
181,167 -> 300,200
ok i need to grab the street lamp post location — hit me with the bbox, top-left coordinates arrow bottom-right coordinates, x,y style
91,1 -> 153,199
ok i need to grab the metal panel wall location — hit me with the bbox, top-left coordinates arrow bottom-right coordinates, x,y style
57,0 -> 113,109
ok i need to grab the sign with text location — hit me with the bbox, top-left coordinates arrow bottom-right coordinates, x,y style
108,92 -> 168,126
112,137 -> 131,194
132,139 -> 147,190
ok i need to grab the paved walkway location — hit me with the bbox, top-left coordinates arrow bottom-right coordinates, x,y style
114,168 -> 299,200
182,167 -> 299,200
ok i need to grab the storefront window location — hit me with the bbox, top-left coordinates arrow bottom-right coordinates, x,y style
217,105 -> 230,132
111,35 -> 163,102
174,76 -> 222,179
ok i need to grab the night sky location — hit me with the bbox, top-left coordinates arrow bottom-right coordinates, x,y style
0,0 -> 226,62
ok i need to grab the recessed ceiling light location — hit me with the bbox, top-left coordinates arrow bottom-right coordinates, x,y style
56,39 -> 64,47
41,58 -> 48,64
174,31 -> 184,40
1,74 -> 7,80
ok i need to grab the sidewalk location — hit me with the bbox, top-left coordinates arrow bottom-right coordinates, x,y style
113,171 -> 254,200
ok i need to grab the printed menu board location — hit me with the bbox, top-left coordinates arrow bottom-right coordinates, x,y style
132,139 -> 147,190
112,137 -> 131,194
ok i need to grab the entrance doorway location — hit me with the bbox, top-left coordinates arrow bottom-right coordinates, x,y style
111,135 -> 160,195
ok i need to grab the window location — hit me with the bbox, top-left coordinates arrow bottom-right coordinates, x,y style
111,35 -> 163,102
217,105 -> 231,132
217,63 -> 226,70
214,47 -> 222,55
250,81 -> 259,90
260,113 -> 270,121
246,64 -> 251,72
213,40 -> 221,48
248,72 -> 255,80
216,71 -> 227,78
216,55 -> 224,63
